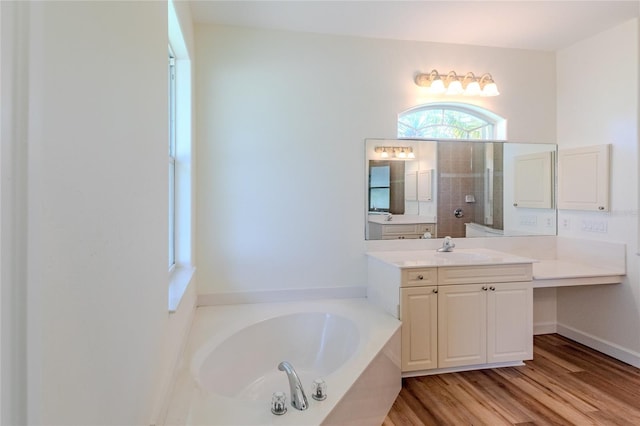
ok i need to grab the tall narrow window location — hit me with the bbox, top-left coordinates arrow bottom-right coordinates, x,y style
168,0 -> 194,311
168,46 -> 176,269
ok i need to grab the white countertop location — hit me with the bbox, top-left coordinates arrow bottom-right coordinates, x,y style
532,259 -> 625,288
367,249 -> 625,288
366,248 -> 537,268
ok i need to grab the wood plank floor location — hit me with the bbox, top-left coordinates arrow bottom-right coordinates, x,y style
384,334 -> 640,425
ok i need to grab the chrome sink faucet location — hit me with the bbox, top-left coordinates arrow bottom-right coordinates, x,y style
278,361 -> 309,411
437,236 -> 455,252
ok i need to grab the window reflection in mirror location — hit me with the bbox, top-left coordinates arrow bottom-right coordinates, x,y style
369,162 -> 391,212
368,161 -> 405,214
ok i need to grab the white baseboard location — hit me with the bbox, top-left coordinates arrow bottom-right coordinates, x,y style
534,321 -> 557,335
403,360 -> 525,378
198,286 -> 368,306
557,323 -> 640,368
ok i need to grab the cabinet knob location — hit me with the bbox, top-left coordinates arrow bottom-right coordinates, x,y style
598,206 -> 605,210
482,286 -> 488,291
490,286 -> 496,291
432,289 -> 438,294
417,275 -> 424,280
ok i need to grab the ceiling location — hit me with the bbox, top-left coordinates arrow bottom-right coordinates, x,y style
189,1 -> 639,51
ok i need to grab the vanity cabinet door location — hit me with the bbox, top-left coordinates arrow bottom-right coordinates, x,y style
438,281 -> 533,369
400,286 -> 438,372
437,284 -> 486,369
487,282 -> 533,363
558,144 -> 610,212
513,151 -> 555,209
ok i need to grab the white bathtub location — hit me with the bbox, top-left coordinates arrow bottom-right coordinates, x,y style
163,299 -> 401,426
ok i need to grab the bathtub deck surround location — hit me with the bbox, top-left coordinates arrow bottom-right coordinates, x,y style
163,299 -> 401,426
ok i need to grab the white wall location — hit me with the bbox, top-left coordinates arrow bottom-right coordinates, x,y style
556,19 -> 640,363
195,24 -> 556,296
1,2 -> 176,424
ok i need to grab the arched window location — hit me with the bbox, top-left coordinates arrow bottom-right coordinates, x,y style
398,102 -> 506,140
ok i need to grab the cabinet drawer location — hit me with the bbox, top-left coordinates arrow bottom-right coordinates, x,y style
381,224 -> 418,235
416,223 -> 436,234
402,268 -> 438,287
382,234 -> 421,240
438,264 -> 532,285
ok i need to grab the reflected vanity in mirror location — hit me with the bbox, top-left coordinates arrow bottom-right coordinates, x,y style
365,138 -> 557,240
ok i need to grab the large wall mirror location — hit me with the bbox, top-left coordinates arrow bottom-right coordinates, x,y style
365,138 -> 557,240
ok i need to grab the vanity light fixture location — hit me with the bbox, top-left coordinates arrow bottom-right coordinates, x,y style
375,146 -> 415,160
414,69 -> 500,97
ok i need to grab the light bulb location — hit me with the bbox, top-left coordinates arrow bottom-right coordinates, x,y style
429,78 -> 445,94
481,82 -> 500,96
464,81 -> 481,96
446,80 -> 463,95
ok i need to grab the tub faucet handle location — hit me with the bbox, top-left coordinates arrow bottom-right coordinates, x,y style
312,378 -> 327,401
271,391 -> 287,415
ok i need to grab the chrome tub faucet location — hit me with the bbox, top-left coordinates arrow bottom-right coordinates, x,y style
278,361 -> 309,411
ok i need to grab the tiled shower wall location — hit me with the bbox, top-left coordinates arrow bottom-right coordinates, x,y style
438,142 -> 475,238
437,142 -> 504,238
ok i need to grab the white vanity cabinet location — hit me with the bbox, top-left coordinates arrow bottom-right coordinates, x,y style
391,259 -> 533,374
